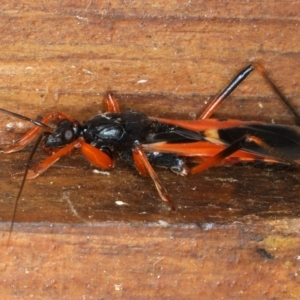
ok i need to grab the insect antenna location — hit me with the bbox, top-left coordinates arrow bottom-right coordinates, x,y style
6,133 -> 47,245
0,108 -> 54,244
0,108 -> 53,131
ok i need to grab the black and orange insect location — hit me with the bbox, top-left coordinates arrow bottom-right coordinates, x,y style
1,64 -> 300,238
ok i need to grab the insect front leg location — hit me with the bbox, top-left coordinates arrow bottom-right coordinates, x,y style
23,139 -> 81,179
3,112 -> 75,153
24,137 -> 114,179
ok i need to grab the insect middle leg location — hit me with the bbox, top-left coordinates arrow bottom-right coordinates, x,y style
132,145 -> 176,210
105,92 -> 121,113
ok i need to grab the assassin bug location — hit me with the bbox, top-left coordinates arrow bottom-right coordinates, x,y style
1,63 -> 300,240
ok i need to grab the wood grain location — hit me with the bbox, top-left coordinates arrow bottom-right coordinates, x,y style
0,1 -> 300,299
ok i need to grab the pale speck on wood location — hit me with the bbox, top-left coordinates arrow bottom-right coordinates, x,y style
137,79 -> 148,84
115,201 -> 129,206
93,169 -> 110,176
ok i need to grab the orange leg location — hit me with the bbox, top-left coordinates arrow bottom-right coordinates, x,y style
188,134 -> 299,175
133,145 -> 175,211
4,112 -> 74,153
25,137 -> 113,179
199,65 -> 254,120
80,138 -> 114,169
25,139 -> 80,179
105,92 -> 121,113
199,63 -> 300,123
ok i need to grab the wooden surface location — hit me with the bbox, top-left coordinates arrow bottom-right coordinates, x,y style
0,1 -> 300,299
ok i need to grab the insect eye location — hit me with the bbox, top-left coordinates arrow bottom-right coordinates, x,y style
63,129 -> 74,142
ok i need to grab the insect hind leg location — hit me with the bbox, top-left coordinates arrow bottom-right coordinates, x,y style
199,63 -> 300,124
199,65 -> 254,120
254,63 -> 300,124
188,134 -> 300,176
